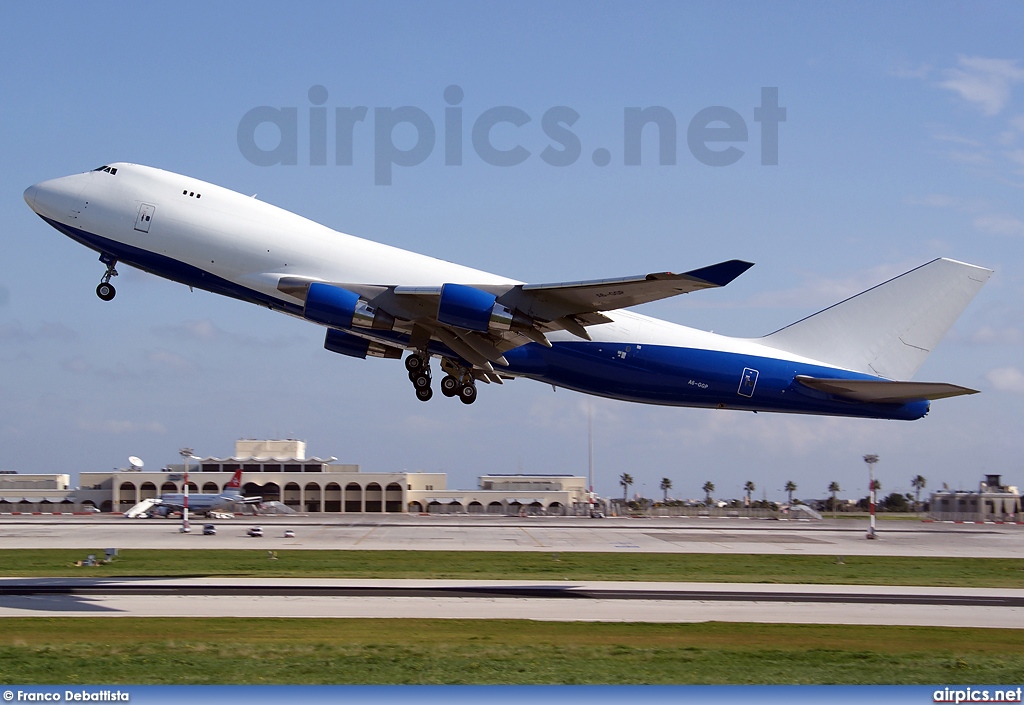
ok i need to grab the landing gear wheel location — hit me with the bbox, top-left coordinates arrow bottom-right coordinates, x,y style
413,372 -> 431,390
440,375 -> 460,397
96,282 -> 116,301
405,354 -> 425,373
459,383 -> 478,405
416,386 -> 433,402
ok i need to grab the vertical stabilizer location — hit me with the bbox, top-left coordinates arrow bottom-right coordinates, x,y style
225,469 -> 243,490
759,258 -> 991,380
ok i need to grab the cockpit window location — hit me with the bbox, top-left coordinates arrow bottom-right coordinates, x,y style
93,165 -> 109,171
92,166 -> 117,175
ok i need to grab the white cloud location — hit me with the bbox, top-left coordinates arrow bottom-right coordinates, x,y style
929,131 -> 983,147
0,321 -> 78,343
750,263 -> 908,309
939,56 -> 1024,116
973,214 -> 1024,236
948,149 -> 992,166
986,366 -> 1024,393
970,326 -> 1024,345
153,319 -> 296,349
146,349 -> 195,372
906,193 -> 961,208
890,61 -> 932,80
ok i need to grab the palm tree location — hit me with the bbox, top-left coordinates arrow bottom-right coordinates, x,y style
911,475 -> 927,512
828,481 -> 841,518
702,481 -> 715,505
659,477 -> 672,503
744,481 -> 755,506
784,480 -> 797,505
620,473 -> 634,502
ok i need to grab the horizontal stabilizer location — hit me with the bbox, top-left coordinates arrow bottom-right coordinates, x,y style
795,375 -> 978,403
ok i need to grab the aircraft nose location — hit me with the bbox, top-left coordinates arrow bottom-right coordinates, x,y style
23,183 -> 39,211
22,175 -> 85,221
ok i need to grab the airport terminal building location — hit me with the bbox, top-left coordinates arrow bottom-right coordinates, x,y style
2,439 -> 588,516
928,474 -> 1022,522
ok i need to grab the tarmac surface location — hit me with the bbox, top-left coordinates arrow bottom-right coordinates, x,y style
1,577 -> 1023,628
3,515 -> 1022,627
1,514 -> 1023,556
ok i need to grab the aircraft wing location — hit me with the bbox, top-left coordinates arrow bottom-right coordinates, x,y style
795,376 -> 979,403
504,259 -> 755,320
389,258 -> 753,339
279,258 -> 752,372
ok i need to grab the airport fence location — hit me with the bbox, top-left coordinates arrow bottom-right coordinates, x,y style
0,500 -> 99,514
613,505 -> 783,519
928,511 -> 1022,523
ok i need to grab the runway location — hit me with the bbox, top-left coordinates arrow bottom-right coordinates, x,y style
3,516 -> 1022,628
3,514 -> 1023,557
1,577 -> 1022,628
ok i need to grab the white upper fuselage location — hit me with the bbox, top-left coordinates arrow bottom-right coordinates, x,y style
23,162 -> 827,368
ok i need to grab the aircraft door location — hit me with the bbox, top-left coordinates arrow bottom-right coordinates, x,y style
737,367 -> 759,397
135,203 -> 156,233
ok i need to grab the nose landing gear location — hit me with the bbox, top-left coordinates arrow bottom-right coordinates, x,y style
96,255 -> 118,301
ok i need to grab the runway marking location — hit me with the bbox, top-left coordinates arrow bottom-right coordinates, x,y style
646,532 -> 829,544
518,527 -> 545,547
353,525 -> 379,546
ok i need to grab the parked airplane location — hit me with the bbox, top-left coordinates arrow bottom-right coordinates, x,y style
148,469 -> 262,517
25,163 -> 991,420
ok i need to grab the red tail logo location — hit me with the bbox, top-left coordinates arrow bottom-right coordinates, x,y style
225,469 -> 243,490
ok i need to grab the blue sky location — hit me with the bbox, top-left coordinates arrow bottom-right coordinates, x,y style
1,2 -> 1022,503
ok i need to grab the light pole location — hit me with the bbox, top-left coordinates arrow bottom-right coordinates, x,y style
180,447 -> 194,533
587,403 -> 594,517
864,454 -> 879,539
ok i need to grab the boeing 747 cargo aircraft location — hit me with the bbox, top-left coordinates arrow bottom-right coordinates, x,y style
24,163 -> 991,419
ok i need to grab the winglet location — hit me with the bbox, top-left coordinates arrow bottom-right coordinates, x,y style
670,259 -> 754,287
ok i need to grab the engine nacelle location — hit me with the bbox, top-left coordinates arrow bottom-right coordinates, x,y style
324,328 -> 402,360
304,282 -> 395,331
437,284 -> 532,333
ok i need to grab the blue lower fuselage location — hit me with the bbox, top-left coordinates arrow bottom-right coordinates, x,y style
46,217 -> 929,421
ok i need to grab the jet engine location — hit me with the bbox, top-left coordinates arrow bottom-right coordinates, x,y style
437,283 -> 534,333
304,282 -> 395,331
324,328 -> 402,359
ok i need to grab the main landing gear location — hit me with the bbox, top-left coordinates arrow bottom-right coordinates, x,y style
405,354 -> 478,404
439,359 -> 478,405
96,255 -> 118,301
406,353 -> 433,402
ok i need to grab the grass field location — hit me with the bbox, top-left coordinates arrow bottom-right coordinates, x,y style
1,619 -> 1023,685
2,549 -> 1024,587
3,550 -> 1024,685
